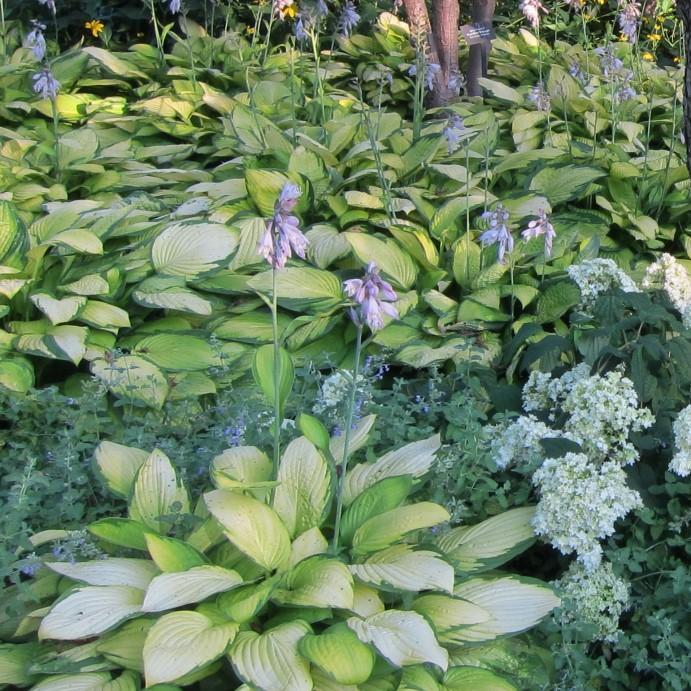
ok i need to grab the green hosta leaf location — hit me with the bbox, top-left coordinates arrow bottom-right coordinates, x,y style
82,46 -> 149,79
46,229 -> 103,255
0,356 -> 34,392
401,135 -> 441,175
435,507 -> 537,573
88,518 -> 150,551
452,235 -> 482,289
452,576 -> 560,642
431,198 -> 470,241
141,565 -> 243,612
0,201 -> 29,269
252,344 -> 294,414
30,294 -> 86,325
77,301 -> 130,330
132,280 -> 213,316
151,222 -> 238,277
344,233 -> 417,290
273,437 -> 332,538
213,311 -> 292,344
38,586 -> 144,641
245,170 -> 297,217
344,434 -> 441,506
217,577 -> 278,624
230,621 -> 312,691
97,619 -> 153,672
412,594 -> 490,645
45,558 -> 158,591
288,528 -> 329,569
134,334 -> 221,371
0,642 -> 39,686
299,623 -> 375,685
247,268 -> 343,314
204,490 -> 291,571
210,446 -> 273,495
93,441 -> 148,498
274,557 -> 354,609
306,224 -> 351,269
477,78 -> 522,104
61,274 -> 110,296
347,610 -> 448,670
340,476 -> 413,545
529,165 -> 605,205
129,449 -> 190,533
143,612 -> 238,686
330,414 -> 376,462
30,671 -> 139,691
535,281 -> 581,323
91,355 -> 169,409
349,545 -> 454,593
297,413 -> 330,451
144,533 -> 207,572
352,503 -> 450,555
443,666 -> 518,690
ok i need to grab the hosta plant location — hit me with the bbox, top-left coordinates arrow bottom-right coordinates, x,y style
0,423 -> 559,690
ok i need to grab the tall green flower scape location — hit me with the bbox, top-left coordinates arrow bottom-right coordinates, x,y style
0,0 -> 690,688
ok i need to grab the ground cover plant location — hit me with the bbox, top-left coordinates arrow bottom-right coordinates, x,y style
0,0 -> 690,689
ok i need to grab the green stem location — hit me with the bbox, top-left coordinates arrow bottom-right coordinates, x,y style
0,0 -> 6,58
51,96 -> 61,185
271,266 -> 281,483
149,0 -> 166,69
331,323 -> 363,555
262,9 -> 275,67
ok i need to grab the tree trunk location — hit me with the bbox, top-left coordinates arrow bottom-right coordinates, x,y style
466,0 -> 496,97
400,0 -> 441,66
431,0 -> 461,105
677,0 -> 691,176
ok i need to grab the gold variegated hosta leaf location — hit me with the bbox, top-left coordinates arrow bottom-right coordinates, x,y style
230,621 -> 312,691
128,449 -> 190,533
443,666 -> 518,690
343,434 -> 441,506
30,670 -> 139,691
0,642 -> 39,687
144,533 -> 207,572
329,414 -> 376,463
44,558 -> 159,591
143,611 -> 238,686
273,556 -> 354,609
141,565 -> 243,612
412,594 -> 491,645
349,544 -> 454,593
96,618 -> 154,672
30,293 -> 86,325
211,446 -> 273,492
350,581 -> 385,618
288,527 -> 329,569
91,355 -> 169,409
272,437 -> 332,538
347,609 -> 448,671
38,586 -> 144,641
93,441 -> 149,499
204,489 -> 291,572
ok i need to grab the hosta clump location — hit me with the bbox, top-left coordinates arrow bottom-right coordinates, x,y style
0,422 -> 560,689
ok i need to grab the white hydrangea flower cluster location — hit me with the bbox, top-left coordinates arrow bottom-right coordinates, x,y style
523,365 -> 654,466
553,560 -> 631,642
669,404 -> 691,477
567,258 -> 640,312
489,414 -> 554,470
312,371 -> 367,414
642,253 -> 691,328
532,453 -> 642,571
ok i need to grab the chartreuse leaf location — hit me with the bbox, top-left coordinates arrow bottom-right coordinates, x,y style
129,450 -> 190,533
144,533 -> 207,572
97,618 -> 154,672
0,357 -> 34,393
38,586 -> 144,641
30,671 -> 139,691
273,556 -> 354,609
412,594 -> 490,645
88,518 -> 150,551
351,503 -> 450,555
349,545 -> 454,593
452,235 -> 482,289
398,665 -> 440,690
30,293 -> 86,325
330,414 -> 376,462
273,437 -> 332,538
340,475 -> 413,544
0,200 -> 29,270
288,527 -> 329,569
245,170 -> 295,216
0,642 -> 39,686
297,413 -> 330,451
77,301 -> 130,330
443,666 -> 518,690
216,576 -> 279,623
133,334 -> 221,371
210,446 -> 273,496
91,355 -> 169,409
204,490 -> 291,572
45,558 -> 159,590
529,165 -> 605,205
151,222 -> 238,277
230,621 -> 312,691
252,344 -> 294,415
299,623 -> 375,685
347,610 -> 448,670
345,233 -> 417,290
93,441 -> 149,499
143,611 -> 238,686
452,576 -> 560,642
435,507 -> 537,573
141,566 -> 242,613
344,434 -> 441,506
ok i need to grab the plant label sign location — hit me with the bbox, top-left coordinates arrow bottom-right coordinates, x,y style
460,22 -> 495,45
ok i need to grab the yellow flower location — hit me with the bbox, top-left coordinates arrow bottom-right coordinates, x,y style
84,19 -> 104,38
648,33 -> 662,41
673,56 -> 681,64
642,52 -> 654,61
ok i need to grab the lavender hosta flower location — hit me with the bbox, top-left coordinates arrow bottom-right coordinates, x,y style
295,16 -> 309,42
595,44 -> 624,77
38,0 -> 56,14
569,60 -> 587,84
479,204 -> 514,264
528,82 -> 551,112
168,0 -> 181,13
520,0 -> 548,28
522,208 -> 556,257
32,67 -> 60,100
337,0 -> 360,37
614,70 -> 637,103
25,20 -> 47,61
315,0 -> 329,17
408,61 -> 441,92
442,114 -> 466,155
618,0 -> 641,44
343,262 -> 399,332
447,70 -> 465,95
257,182 -> 308,269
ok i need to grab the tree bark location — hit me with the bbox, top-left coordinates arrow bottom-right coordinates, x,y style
431,0 -> 460,105
677,0 -> 691,176
466,0 -> 496,97
400,0 -> 441,65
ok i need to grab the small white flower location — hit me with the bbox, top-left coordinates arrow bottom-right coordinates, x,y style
669,405 -> 691,477
642,253 -> 691,328
567,258 -> 640,313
